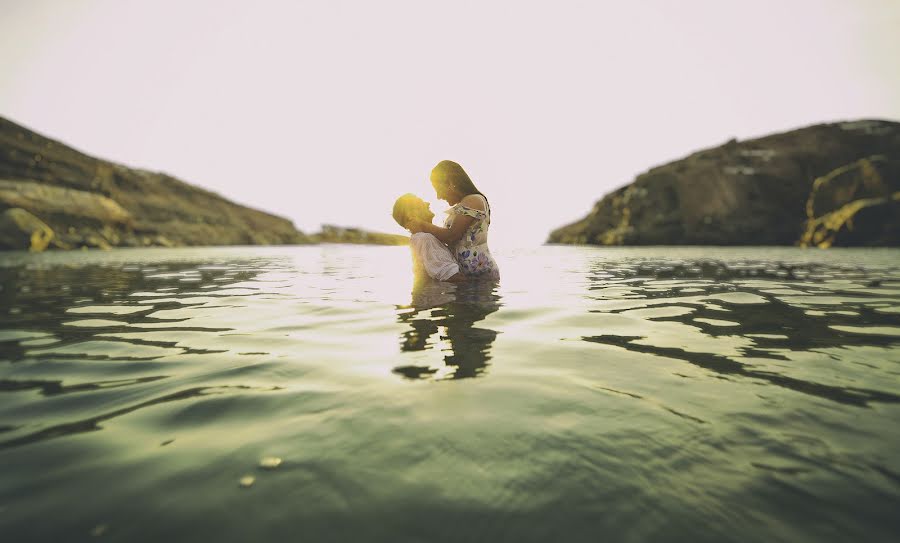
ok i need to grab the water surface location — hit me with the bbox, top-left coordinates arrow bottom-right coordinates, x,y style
1,245 -> 899,542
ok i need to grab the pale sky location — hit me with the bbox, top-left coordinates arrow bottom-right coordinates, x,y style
2,0 -> 899,247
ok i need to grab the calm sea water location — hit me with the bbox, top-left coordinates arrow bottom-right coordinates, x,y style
1,245 -> 898,542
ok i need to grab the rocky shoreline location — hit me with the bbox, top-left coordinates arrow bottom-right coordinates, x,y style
0,116 -> 406,251
548,120 -> 900,247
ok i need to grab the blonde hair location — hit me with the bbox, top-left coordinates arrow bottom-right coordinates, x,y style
392,193 -> 424,228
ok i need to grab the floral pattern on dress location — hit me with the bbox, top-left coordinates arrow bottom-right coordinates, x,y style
444,195 -> 499,280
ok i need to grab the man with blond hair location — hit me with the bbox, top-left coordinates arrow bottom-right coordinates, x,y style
392,193 -> 466,282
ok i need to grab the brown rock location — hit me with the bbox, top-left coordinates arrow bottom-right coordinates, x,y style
800,192 -> 900,248
0,179 -> 132,224
548,120 -> 900,246
0,207 -> 54,251
805,156 -> 900,218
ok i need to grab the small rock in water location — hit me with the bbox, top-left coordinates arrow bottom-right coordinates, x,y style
259,456 -> 282,469
239,475 -> 255,488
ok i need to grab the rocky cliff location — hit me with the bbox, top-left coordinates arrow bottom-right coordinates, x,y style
1,115 -> 311,251
548,120 -> 900,246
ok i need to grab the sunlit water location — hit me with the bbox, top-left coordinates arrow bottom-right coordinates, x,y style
1,245 -> 899,542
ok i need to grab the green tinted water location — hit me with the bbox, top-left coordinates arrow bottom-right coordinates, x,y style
1,245 -> 898,542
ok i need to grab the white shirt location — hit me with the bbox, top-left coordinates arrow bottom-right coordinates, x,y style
409,232 -> 460,281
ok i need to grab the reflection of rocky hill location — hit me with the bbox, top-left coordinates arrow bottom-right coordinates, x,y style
1,116 -> 310,251
310,225 -> 408,245
548,120 -> 900,246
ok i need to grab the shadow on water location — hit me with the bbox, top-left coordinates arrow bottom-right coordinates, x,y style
0,261 -> 270,362
393,279 -> 502,380
1,248 -> 899,542
0,384 -> 281,450
579,258 -> 900,407
0,257 -> 283,449
582,334 -> 900,407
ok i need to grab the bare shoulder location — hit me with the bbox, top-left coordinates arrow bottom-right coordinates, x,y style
460,194 -> 486,210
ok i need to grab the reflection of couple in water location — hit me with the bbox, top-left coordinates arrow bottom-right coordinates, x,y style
395,280 -> 501,380
392,160 -> 501,380
392,160 -> 500,283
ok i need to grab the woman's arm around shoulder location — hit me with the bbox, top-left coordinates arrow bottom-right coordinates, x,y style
410,218 -> 472,245
409,194 -> 485,244
410,209 -> 477,246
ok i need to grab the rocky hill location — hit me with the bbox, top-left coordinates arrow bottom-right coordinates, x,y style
548,120 -> 900,247
0,116 -> 408,251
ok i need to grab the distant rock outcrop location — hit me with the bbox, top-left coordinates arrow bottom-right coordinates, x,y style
548,120 -> 900,246
1,115 -> 310,251
310,225 -> 408,245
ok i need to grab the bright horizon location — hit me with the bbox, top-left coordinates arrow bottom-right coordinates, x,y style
3,0 -> 899,247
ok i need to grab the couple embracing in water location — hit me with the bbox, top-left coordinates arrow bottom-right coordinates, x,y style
393,160 -> 500,283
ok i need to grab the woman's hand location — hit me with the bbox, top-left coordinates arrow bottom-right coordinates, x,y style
407,219 -> 425,233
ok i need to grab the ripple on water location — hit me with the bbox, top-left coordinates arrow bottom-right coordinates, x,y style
0,246 -> 898,542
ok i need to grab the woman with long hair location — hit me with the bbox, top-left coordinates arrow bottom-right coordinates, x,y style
409,160 -> 499,281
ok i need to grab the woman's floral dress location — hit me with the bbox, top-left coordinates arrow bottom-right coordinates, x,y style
444,194 -> 500,280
